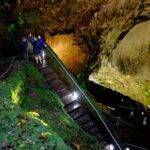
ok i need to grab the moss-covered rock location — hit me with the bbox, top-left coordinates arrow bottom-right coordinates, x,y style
0,61 -> 71,149
112,20 -> 150,77
0,61 -> 101,150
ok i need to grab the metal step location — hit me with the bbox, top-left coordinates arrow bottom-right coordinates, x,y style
48,80 -> 64,89
65,100 -> 80,109
69,108 -> 87,120
57,89 -> 71,97
46,73 -> 59,82
75,114 -> 91,125
52,85 -> 68,92
81,121 -> 96,131
55,87 -> 69,95
41,68 -> 54,76
65,102 -> 82,114
96,133 -> 104,141
38,65 -> 50,70
88,127 -> 99,135
62,97 -> 78,106
100,141 -> 108,148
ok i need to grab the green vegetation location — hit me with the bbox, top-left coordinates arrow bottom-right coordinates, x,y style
0,61 -> 101,149
7,24 -> 16,32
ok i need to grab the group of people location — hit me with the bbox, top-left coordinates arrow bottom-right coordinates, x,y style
130,110 -> 148,126
20,33 -> 47,64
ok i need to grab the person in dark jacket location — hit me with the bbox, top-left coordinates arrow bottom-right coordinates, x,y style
38,35 -> 46,61
20,36 -> 28,63
29,34 -> 42,64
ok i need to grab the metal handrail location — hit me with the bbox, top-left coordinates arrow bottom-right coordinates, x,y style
0,57 -> 16,80
122,143 -> 147,150
45,44 -> 122,150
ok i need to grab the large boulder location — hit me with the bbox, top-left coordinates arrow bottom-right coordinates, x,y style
90,21 -> 150,106
112,20 -> 150,80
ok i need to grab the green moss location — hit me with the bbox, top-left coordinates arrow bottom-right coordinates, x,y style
7,24 -> 16,32
0,61 -> 71,150
143,84 -> 150,99
0,61 -> 101,150
25,63 -> 47,89
23,87 -> 101,149
108,29 -> 121,44
23,62 -> 101,150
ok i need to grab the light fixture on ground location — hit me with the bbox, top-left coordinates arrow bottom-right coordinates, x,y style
63,92 -> 79,101
73,104 -> 80,109
104,144 -> 115,150
109,144 -> 115,150
125,147 -> 130,150
42,50 -> 46,59
72,92 -> 79,100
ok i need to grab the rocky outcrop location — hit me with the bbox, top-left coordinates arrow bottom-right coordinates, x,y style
89,1 -> 150,106
112,20 -> 150,78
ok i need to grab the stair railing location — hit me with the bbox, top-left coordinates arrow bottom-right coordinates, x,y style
44,44 -> 122,150
0,56 -> 18,80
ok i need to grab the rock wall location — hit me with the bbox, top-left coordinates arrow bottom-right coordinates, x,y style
88,1 -> 150,106
112,21 -> 150,78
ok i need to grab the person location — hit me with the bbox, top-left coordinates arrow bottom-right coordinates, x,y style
114,110 -> 120,127
20,36 -> 28,63
28,33 -> 33,46
130,111 -> 134,118
29,34 -> 42,64
115,115 -> 121,127
121,98 -> 124,103
37,34 -> 46,61
142,116 -> 147,126
141,111 -> 145,116
27,33 -> 33,54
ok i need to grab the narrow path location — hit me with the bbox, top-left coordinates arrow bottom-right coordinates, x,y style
29,45 -> 123,150
0,54 -> 121,149
35,63 -> 109,149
